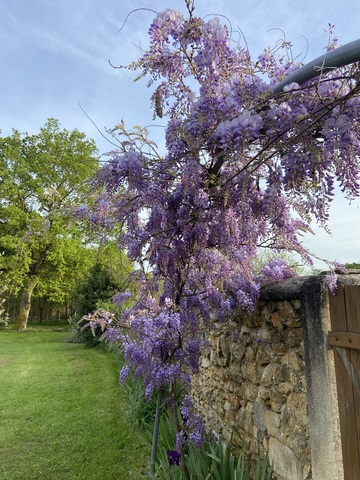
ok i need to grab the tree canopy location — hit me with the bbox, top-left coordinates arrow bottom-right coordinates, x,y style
0,118 -> 99,330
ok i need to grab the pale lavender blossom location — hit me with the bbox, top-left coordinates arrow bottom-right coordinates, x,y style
82,5 -> 360,453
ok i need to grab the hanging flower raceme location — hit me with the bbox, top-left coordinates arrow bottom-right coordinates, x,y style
83,0 -> 360,452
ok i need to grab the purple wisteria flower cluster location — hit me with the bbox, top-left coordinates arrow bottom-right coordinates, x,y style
84,1 -> 360,450
80,309 -> 115,337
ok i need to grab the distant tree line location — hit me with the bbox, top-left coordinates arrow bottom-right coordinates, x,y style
345,262 -> 360,269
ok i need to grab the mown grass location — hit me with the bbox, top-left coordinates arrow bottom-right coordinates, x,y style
0,326 -> 150,480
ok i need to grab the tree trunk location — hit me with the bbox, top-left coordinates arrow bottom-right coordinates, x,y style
14,276 -> 38,331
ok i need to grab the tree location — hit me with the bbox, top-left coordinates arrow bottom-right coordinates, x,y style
345,262 -> 360,269
30,237 -> 97,323
0,119 -> 98,330
74,242 -> 135,319
85,2 -> 360,458
73,242 -> 136,346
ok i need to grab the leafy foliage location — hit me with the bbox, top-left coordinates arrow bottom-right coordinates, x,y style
70,243 -> 136,346
0,119 -> 98,329
74,242 -> 135,319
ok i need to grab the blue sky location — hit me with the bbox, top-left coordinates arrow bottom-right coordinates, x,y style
1,0 -> 360,268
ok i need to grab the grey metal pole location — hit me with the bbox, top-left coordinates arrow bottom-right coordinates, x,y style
209,38 -> 360,177
150,388 -> 163,472
273,38 -> 360,94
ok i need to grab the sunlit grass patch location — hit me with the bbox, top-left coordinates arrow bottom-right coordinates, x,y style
0,326 -> 150,480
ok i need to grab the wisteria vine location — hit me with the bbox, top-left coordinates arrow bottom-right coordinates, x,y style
83,0 -> 360,454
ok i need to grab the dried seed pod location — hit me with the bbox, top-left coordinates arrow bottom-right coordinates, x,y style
155,86 -> 163,119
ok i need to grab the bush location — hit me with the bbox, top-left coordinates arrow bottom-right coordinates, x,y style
74,262 -> 118,320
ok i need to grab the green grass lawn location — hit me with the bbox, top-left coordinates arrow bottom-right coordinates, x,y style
0,326 -> 150,480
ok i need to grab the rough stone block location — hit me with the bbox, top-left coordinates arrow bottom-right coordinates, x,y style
253,401 -> 267,433
287,350 -> 304,372
201,356 -> 211,368
265,409 -> 281,436
256,346 -> 274,365
278,300 -> 296,319
271,311 -> 283,330
261,363 -> 282,386
269,437 -> 303,480
243,382 -> 258,402
284,327 -> 303,347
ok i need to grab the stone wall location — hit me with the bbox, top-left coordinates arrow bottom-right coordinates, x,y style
191,275 -> 348,480
192,295 -> 310,479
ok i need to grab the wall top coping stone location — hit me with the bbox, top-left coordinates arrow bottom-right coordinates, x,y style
259,273 -> 360,302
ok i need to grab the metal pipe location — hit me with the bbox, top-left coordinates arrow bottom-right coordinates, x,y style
209,38 -> 360,177
273,38 -> 360,94
150,388 -> 163,471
